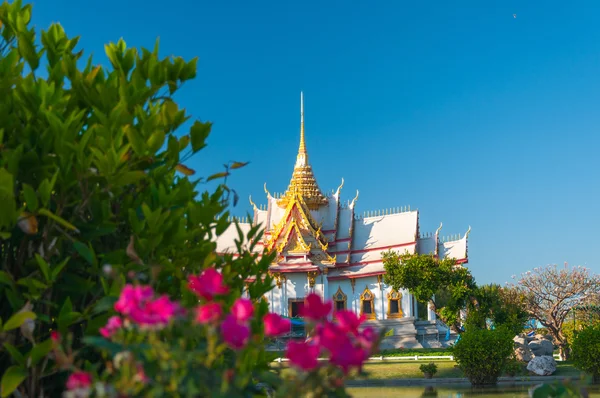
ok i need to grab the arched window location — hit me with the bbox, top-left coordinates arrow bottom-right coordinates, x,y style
332,286 -> 347,311
360,286 -> 375,320
387,289 -> 403,319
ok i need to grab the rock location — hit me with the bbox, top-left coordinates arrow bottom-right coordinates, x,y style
513,336 -> 527,345
526,356 -> 557,376
515,344 -> 534,362
514,336 -> 534,362
528,339 -> 554,357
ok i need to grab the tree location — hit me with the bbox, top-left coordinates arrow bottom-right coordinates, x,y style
571,325 -> 600,384
465,284 -> 529,336
515,264 -> 600,360
382,251 -> 476,332
0,1 -> 264,395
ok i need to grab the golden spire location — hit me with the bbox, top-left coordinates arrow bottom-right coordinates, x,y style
278,92 -> 328,210
299,91 -> 306,155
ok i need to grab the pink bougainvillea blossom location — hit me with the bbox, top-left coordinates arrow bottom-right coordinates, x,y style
329,339 -> 367,374
114,285 -> 154,316
286,340 -> 320,371
50,330 -> 61,343
334,310 -> 365,335
300,293 -> 332,321
100,316 -> 123,339
195,302 -> 223,325
357,326 -> 378,351
220,314 -> 250,350
317,322 -> 351,355
263,313 -> 291,337
188,268 -> 229,301
66,371 -> 93,390
231,298 -> 254,322
114,285 -> 181,329
128,295 -> 181,329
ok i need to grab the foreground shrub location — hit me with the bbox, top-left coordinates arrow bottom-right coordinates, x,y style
571,325 -> 600,383
451,327 -> 514,386
0,1 -> 382,396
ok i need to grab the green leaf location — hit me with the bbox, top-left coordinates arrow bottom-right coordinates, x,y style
51,258 -> 69,281
190,121 -> 211,153
0,271 -> 13,286
82,336 -> 123,356
29,338 -> 52,367
93,296 -> 118,314
124,125 -> 146,155
2,343 -> 25,367
22,184 -> 38,211
58,297 -> 79,334
17,33 -> 39,70
230,161 -> 249,170
3,311 -> 36,331
207,171 -> 230,182
111,171 -> 146,188
1,366 -> 27,398
34,254 -> 50,282
38,209 -> 79,232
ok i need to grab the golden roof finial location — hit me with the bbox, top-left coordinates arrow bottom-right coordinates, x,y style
299,91 -> 306,155
278,92 -> 328,210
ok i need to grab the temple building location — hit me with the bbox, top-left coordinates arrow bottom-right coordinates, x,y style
216,93 -> 470,347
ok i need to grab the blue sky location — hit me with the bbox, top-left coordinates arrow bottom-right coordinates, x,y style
31,0 -> 600,284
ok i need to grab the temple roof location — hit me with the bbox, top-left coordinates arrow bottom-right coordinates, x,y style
278,92 -> 328,210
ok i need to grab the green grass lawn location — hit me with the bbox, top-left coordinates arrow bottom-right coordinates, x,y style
352,360 -> 584,380
276,360 -> 584,380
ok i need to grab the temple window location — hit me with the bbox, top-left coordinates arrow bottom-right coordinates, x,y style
288,298 -> 305,318
332,286 -> 347,311
387,289 -> 403,319
360,287 -> 376,320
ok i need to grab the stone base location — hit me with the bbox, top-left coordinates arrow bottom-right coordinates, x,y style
363,317 -> 423,349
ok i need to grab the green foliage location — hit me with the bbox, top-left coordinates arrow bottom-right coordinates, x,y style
0,1 -> 256,395
465,284 -> 529,335
531,381 -> 589,398
451,327 -> 514,386
379,348 -> 451,357
571,325 -> 600,383
419,362 -> 438,376
503,358 -> 525,377
382,251 -> 476,330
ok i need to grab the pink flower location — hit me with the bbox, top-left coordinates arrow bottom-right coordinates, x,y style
66,371 -> 93,390
188,268 -> 229,301
114,284 -> 154,316
263,313 -> 291,337
335,310 -> 365,335
50,330 -> 61,343
231,298 -> 254,322
286,340 -> 320,371
129,295 -> 181,329
317,322 -> 351,354
220,315 -> 250,350
300,293 -> 332,321
329,339 -> 367,374
100,316 -> 123,339
357,326 -> 378,351
195,302 -> 223,324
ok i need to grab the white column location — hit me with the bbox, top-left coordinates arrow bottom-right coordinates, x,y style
427,295 -> 436,321
404,291 -> 412,318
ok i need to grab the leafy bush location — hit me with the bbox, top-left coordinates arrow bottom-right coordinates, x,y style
451,327 -> 514,386
503,357 -> 525,377
419,362 -> 438,376
571,325 -> 600,383
0,2 -> 383,396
